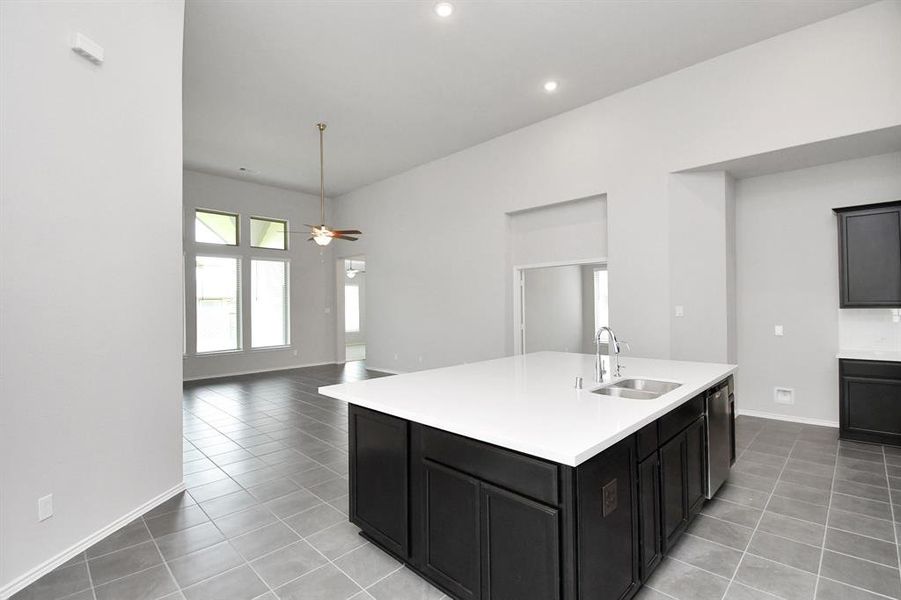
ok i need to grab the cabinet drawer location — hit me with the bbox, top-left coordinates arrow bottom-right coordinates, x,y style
419,426 -> 559,506
658,394 -> 705,444
840,359 -> 901,380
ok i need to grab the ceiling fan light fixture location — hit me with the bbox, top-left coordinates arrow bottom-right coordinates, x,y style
313,228 -> 333,246
434,2 -> 454,18
305,123 -> 362,246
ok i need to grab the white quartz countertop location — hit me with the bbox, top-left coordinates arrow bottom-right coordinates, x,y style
319,352 -> 736,466
836,349 -> 901,362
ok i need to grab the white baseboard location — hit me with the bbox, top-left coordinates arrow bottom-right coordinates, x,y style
0,482 -> 186,600
365,365 -> 406,375
736,408 -> 838,429
183,361 -> 335,382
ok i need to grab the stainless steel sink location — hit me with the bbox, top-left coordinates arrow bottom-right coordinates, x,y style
591,378 -> 682,400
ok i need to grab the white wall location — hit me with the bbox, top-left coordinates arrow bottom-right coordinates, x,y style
736,152 -> 901,425
0,1 -> 185,594
523,266 -> 584,353
335,1 -> 901,374
182,170 -> 337,379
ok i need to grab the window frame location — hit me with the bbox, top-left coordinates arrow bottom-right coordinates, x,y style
250,257 -> 291,349
194,254 -> 243,355
195,208 -> 240,247
249,215 -> 289,251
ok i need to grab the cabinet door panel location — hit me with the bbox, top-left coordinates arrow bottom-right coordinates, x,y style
839,206 -> 901,307
481,484 -> 560,600
659,434 -> 687,551
637,453 -> 662,581
349,406 -> 409,557
841,376 -> 901,446
685,417 -> 707,518
421,461 -> 481,600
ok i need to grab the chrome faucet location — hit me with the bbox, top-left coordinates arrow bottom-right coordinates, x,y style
595,326 -> 622,382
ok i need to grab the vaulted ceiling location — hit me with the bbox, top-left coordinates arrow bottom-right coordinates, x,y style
183,0 -> 872,196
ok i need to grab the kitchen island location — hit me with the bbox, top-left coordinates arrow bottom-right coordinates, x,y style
319,352 -> 736,600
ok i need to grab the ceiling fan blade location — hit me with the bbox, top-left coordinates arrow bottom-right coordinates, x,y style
307,237 -> 314,242
303,224 -> 321,229
331,229 -> 362,235
333,235 -> 359,241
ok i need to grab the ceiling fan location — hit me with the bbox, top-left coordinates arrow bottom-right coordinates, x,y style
294,123 -> 361,246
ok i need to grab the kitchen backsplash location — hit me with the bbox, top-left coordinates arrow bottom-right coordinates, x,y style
839,308 -> 901,351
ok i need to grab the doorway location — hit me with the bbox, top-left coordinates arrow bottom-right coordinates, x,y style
342,258 -> 366,362
513,259 -> 608,354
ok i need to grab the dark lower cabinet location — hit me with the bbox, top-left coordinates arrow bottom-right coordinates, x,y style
482,483 -> 561,600
421,460 -> 481,600
576,438 -> 639,600
840,359 -> 901,446
350,376 -> 729,600
348,407 -> 409,558
685,417 -> 706,517
659,433 -> 687,552
637,453 -> 661,580
658,415 -> 707,553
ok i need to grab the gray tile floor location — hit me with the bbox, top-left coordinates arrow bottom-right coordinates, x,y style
639,416 -> 901,600
12,364 -> 901,600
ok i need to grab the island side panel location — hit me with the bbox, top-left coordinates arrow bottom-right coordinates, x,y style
348,405 -> 410,558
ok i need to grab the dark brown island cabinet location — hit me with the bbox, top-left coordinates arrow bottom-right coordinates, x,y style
348,376 -> 735,600
834,201 -> 901,308
839,359 -> 901,447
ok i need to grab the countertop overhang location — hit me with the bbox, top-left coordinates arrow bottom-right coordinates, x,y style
319,352 -> 736,466
836,349 -> 901,362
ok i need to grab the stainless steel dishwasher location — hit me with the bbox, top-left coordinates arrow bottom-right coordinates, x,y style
705,378 -> 733,498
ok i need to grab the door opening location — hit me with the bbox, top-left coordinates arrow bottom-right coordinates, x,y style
513,259 -> 608,355
343,258 -> 366,362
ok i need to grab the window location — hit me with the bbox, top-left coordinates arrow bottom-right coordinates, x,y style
250,217 -> 287,250
196,256 -> 241,352
594,268 -> 609,339
251,260 -> 289,348
195,210 -> 238,245
345,285 -> 360,333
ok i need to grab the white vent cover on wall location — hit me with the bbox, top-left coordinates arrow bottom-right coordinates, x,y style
774,387 -> 794,405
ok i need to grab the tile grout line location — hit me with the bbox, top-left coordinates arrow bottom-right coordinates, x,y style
720,428 -> 800,600
82,552 -> 99,600
140,517 -> 191,600
884,444 -> 901,591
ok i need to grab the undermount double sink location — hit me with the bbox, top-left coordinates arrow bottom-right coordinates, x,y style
591,378 -> 682,400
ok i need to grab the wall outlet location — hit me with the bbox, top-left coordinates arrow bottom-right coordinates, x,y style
292,349 -> 298,356
774,387 -> 794,405
394,353 -> 399,361
38,494 -> 53,521
324,307 -> 331,314
774,325 -> 784,336
674,305 -> 684,318
602,479 -> 618,517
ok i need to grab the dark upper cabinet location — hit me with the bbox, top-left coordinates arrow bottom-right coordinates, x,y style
835,201 -> 901,308
349,406 -> 409,558
839,359 -> 901,447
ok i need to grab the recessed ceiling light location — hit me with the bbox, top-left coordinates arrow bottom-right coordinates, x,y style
434,2 -> 454,18
543,80 -> 559,93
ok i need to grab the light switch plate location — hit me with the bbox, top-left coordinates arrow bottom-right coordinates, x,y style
674,305 -> 684,318
38,494 -> 53,521
774,325 -> 784,336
